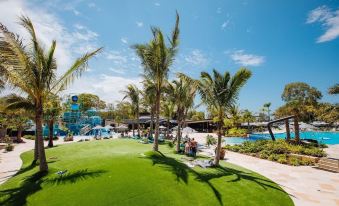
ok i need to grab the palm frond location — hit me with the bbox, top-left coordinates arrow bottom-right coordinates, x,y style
51,47 -> 102,93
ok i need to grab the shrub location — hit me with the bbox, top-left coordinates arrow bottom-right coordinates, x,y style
23,135 -> 35,140
43,136 -> 59,141
5,144 -> 14,152
259,150 -> 270,159
167,141 -> 174,148
302,148 -> 326,157
268,154 -> 278,161
206,135 -> 217,146
277,155 -> 287,164
288,156 -> 301,166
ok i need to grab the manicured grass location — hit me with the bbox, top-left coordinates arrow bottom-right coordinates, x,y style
0,139 -> 293,206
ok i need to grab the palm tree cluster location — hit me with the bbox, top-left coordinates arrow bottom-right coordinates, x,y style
1,12 -> 252,170
0,16 -> 101,171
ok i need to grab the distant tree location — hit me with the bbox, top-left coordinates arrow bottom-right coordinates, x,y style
187,110 -> 205,121
78,93 -> 106,112
276,82 -> 322,122
122,84 -> 140,137
242,109 -> 255,131
262,102 -> 271,121
282,82 -> 322,105
315,103 -> 339,124
115,102 -> 133,123
328,84 -> 339,95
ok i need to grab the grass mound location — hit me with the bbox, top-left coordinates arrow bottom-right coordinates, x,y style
0,139 -> 293,206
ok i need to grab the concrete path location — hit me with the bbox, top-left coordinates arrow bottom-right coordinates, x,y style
0,138 -> 76,185
224,151 -> 339,206
0,139 -> 35,185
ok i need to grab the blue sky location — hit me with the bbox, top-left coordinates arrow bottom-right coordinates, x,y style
0,0 -> 338,114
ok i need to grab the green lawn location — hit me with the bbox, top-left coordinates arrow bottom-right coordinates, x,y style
0,139 -> 293,206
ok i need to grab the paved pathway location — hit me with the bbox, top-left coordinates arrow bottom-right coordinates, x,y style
0,138 -> 75,185
224,151 -> 339,206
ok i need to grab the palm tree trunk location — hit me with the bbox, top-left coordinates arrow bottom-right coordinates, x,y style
214,113 -> 223,166
17,126 -> 23,143
48,118 -> 54,147
33,117 -> 39,163
150,106 -> 154,138
36,102 -> 48,172
132,122 -> 135,137
166,117 -> 170,139
137,112 -> 140,137
153,92 -> 160,151
176,111 -> 182,153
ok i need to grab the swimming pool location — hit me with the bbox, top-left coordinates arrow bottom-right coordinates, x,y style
224,131 -> 339,145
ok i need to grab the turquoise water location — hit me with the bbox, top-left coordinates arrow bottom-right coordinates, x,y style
224,131 -> 339,145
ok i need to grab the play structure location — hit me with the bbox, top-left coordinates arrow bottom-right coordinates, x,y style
43,95 -> 103,136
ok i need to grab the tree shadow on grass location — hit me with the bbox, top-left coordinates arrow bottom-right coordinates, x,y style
145,151 -> 291,206
0,171 -> 47,206
0,169 -> 105,206
45,169 -> 106,185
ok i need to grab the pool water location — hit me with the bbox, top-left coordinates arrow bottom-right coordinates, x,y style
224,132 -> 339,145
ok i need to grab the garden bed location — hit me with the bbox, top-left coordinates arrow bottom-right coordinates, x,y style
224,139 -> 326,166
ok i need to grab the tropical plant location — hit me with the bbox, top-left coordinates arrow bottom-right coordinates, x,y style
328,83 -> 339,95
195,68 -> 252,166
242,109 -> 255,132
78,93 -> 106,112
122,84 -> 140,137
262,102 -> 271,121
161,96 -> 175,139
44,94 -> 62,147
141,78 -> 157,138
0,16 -> 101,171
170,77 -> 198,152
133,12 -> 180,151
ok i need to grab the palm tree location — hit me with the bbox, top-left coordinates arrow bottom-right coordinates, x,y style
161,98 -> 175,139
122,84 -> 140,137
197,69 -> 252,166
142,78 -> 157,138
0,16 -> 101,172
263,102 -> 271,121
44,94 -> 62,147
242,109 -> 255,133
133,12 -> 180,151
170,77 -> 197,152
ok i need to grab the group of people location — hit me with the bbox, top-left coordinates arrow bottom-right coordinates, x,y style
184,138 -> 198,157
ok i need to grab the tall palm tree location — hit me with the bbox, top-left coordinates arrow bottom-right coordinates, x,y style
196,69 -> 252,166
133,12 -> 180,151
122,84 -> 140,137
170,77 -> 197,152
142,78 -> 157,138
44,94 -> 62,147
0,16 -> 101,172
263,102 -> 271,121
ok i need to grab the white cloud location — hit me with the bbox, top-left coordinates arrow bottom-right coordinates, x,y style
105,51 -> 127,63
229,50 -> 265,66
0,0 -> 100,75
307,5 -> 339,43
184,49 -> 209,66
120,37 -> 128,44
221,20 -> 230,30
217,7 -> 222,14
88,2 -> 96,8
136,21 -> 144,27
109,67 -> 126,74
66,74 -> 142,103
154,2 -> 160,6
